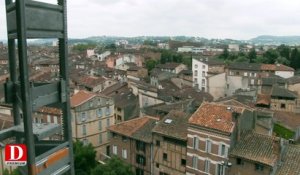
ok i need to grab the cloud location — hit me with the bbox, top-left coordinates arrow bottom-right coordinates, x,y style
1,0 -> 300,40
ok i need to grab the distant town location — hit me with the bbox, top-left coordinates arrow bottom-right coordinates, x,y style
0,35 -> 300,175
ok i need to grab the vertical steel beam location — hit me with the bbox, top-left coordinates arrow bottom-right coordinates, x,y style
58,0 -> 75,174
15,0 -> 36,174
5,0 -> 21,128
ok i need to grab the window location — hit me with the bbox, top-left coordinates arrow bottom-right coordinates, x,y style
202,65 -> 206,69
205,159 -> 210,173
216,164 -> 224,175
106,107 -> 111,116
122,149 -> 127,159
82,139 -> 88,146
112,145 -> 117,155
156,163 -> 159,168
202,79 -> 205,86
81,112 -> 87,122
47,115 -> 51,123
193,137 -> 199,150
106,118 -> 110,128
194,70 -> 198,76
281,103 -> 286,109
194,64 -> 198,69
194,78 -> 198,82
236,158 -> 243,165
82,125 -> 86,136
136,154 -> 146,166
89,101 -> 93,107
181,159 -> 186,166
122,136 -> 128,142
98,134 -> 102,144
136,141 -> 146,152
156,140 -> 160,146
192,156 -> 198,169
98,120 -> 102,131
53,116 -> 58,124
255,163 -> 264,171
202,71 -> 205,77
97,109 -> 102,117
163,153 -> 167,161
205,140 -> 211,153
219,144 -> 227,157
136,168 -> 144,175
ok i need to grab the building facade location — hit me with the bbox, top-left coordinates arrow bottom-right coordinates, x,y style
70,90 -> 115,159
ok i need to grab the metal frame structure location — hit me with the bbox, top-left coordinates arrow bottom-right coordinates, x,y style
0,0 -> 74,174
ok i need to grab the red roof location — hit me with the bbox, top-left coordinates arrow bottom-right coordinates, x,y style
70,90 -> 95,107
108,117 -> 151,137
188,103 -> 243,134
261,64 -> 294,72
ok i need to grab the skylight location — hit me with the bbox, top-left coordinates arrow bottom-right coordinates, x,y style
164,119 -> 173,124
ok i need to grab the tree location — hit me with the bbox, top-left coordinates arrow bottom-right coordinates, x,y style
248,48 -> 257,63
73,43 -> 97,52
263,49 -> 279,64
277,44 -> 290,60
219,48 -> 229,59
91,157 -> 134,175
160,50 -> 173,64
73,140 -> 97,175
145,59 -> 158,72
290,48 -> 300,70
3,169 -> 20,175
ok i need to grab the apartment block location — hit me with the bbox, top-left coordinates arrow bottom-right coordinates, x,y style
108,116 -> 158,175
70,90 -> 115,159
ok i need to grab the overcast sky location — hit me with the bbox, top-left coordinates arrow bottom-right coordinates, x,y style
1,0 -> 300,40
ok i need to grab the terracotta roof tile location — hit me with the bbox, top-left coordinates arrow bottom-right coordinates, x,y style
230,131 -> 279,167
108,116 -> 158,143
276,144 -> 300,175
188,103 -> 243,134
70,90 -> 96,107
261,64 -> 294,72
256,94 -> 271,105
37,107 -> 62,116
152,110 -> 190,140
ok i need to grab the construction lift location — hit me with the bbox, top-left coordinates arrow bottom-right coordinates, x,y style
0,0 -> 75,174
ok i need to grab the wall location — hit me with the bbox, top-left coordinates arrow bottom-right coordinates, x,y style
71,96 -> 115,159
208,73 -> 226,100
192,59 -> 208,91
153,134 -> 186,175
109,134 -> 152,175
228,157 -> 273,175
186,126 -> 231,175
226,76 -> 249,97
271,99 -> 297,113
275,71 -> 294,79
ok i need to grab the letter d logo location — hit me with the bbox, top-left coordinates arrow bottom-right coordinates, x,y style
5,144 -> 27,166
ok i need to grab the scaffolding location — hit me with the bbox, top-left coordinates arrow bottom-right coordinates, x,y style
0,0 -> 75,174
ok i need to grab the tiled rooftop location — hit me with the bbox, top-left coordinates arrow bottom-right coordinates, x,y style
108,116 -> 158,143
70,90 -> 95,107
276,144 -> 300,175
261,64 -> 294,72
37,106 -> 62,115
152,110 -> 190,140
188,103 -> 242,134
230,131 -> 279,166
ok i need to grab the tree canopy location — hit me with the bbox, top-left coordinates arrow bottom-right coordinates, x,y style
91,157 -> 134,175
74,140 -> 97,175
